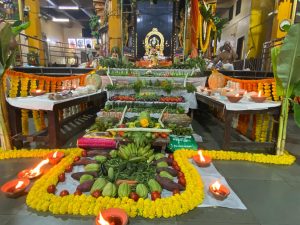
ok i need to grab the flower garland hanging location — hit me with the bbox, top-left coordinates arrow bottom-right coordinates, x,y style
30,78 -> 42,132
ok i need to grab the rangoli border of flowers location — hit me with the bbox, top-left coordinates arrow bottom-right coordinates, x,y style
0,148 -> 296,218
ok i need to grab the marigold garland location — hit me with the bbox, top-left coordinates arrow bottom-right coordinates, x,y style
203,150 -> 295,165
23,149 -> 204,218
0,148 -> 295,219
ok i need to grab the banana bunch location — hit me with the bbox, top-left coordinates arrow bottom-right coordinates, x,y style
118,143 -> 154,162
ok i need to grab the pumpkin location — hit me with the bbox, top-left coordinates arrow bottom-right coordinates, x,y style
208,69 -> 226,90
85,73 -> 102,90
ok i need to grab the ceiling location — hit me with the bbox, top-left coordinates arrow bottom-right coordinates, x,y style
40,0 -> 94,27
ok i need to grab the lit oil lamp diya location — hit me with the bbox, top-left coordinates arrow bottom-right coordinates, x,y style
48,151 -> 64,165
226,93 -> 243,103
30,89 -> 46,96
193,150 -> 212,167
18,159 -> 49,179
96,208 -> 128,225
209,180 -> 230,201
1,178 -> 30,198
251,90 -> 267,103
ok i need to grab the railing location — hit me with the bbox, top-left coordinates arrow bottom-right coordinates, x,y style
15,33 -> 104,67
261,37 -> 284,72
233,58 -> 263,71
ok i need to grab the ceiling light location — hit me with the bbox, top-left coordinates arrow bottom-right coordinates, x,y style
58,6 -> 79,10
52,17 -> 70,22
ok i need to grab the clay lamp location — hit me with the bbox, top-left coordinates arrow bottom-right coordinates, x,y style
251,90 -> 267,103
96,208 -> 128,225
209,180 -> 230,201
18,159 -> 49,179
226,93 -> 243,103
238,89 -> 247,95
193,150 -> 212,167
1,178 -> 30,198
48,151 -> 64,165
30,89 -> 46,96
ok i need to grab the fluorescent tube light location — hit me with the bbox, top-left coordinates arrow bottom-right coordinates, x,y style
58,6 -> 79,10
52,17 -> 70,22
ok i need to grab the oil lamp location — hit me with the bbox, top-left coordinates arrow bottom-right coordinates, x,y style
193,150 -> 212,167
251,90 -> 267,103
48,151 -> 64,165
226,93 -> 243,103
18,159 -> 49,179
1,178 -> 30,198
209,180 -> 230,201
96,208 -> 128,225
30,89 -> 46,96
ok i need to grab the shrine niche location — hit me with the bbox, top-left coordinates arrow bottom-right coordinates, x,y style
120,0 -> 187,66
144,28 -> 165,57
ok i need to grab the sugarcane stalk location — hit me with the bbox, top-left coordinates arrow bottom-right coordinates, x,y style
280,98 -> 290,154
0,81 -> 12,150
276,97 -> 288,155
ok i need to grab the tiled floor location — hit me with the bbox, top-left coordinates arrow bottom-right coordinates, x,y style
1,114 -> 299,225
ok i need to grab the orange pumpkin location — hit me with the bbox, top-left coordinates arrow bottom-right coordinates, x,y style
208,70 -> 226,90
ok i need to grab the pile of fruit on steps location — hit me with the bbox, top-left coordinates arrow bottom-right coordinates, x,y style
49,144 -> 186,200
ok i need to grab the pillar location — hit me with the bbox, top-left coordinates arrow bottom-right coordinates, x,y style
24,0 -> 45,65
108,0 -> 122,54
271,0 -> 296,39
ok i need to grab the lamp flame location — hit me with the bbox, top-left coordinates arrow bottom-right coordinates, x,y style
53,151 -> 58,158
258,90 -> 262,97
211,180 -> 221,191
15,181 -> 24,189
36,89 -> 41,93
98,212 -> 110,225
235,93 -> 239,97
198,150 -> 206,162
29,159 -> 49,176
244,91 -> 247,95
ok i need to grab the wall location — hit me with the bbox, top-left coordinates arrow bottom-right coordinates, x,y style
40,20 -> 83,64
41,19 -> 64,43
219,0 -> 251,59
40,19 -> 65,64
63,23 -> 83,43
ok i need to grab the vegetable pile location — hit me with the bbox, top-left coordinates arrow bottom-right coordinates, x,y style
50,144 -> 186,201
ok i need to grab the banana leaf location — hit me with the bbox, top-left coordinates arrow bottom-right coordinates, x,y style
276,24 -> 300,98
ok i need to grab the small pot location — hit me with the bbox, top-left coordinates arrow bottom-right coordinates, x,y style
95,208 -> 128,225
193,154 -> 212,167
1,178 -> 30,198
209,183 -> 230,201
226,94 -> 243,103
251,95 -> 267,103
47,151 -> 65,165
94,44 -> 100,50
